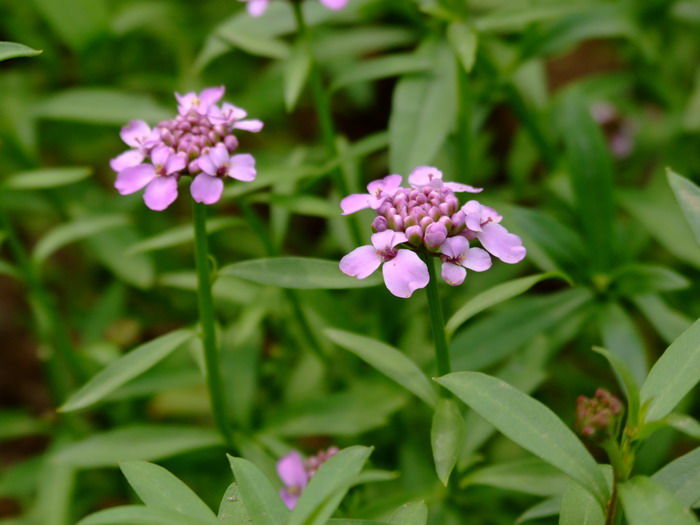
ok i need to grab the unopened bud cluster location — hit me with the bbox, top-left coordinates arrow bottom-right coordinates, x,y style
575,388 -> 624,442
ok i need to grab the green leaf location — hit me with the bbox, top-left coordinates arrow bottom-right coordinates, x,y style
217,483 -> 251,524
120,461 -> 218,523
668,168 -> 700,246
447,22 -> 477,73
516,496 -> 561,524
88,228 -> 156,289
598,302 -> 648,388
633,294 -> 693,345
331,53 -> 432,92
3,167 -> 92,189
558,478 -> 605,525
389,38 -> 456,174
53,425 -> 221,467
592,346 -> 640,427
217,29 -> 290,59
653,447 -> 700,506
289,446 -> 372,525
284,38 -> 312,111
612,264 -> 690,296
431,399 -> 464,486
463,458 -> 569,497
0,259 -> 18,279
0,411 -> 49,440
31,460 -> 75,525
640,316 -> 700,423
325,328 -> 439,407
0,42 -> 42,61
219,257 -> 381,289
60,329 -> 196,412
31,0 -> 108,51
557,88 -> 615,272
228,456 -> 290,525
76,505 -> 215,525
127,217 -> 242,255
34,88 -> 172,125
445,272 -> 566,338
664,413 -> 700,440
475,4 -> 589,33
435,372 -> 609,507
388,501 -> 428,525
32,215 -> 128,264
619,476 -> 698,525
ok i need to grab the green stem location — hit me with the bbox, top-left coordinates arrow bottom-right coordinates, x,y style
290,0 -> 363,246
423,254 -> 451,382
192,202 -> 234,451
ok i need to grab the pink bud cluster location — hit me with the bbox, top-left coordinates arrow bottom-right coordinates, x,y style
339,166 -> 526,298
111,86 -> 262,211
575,388 -> 624,442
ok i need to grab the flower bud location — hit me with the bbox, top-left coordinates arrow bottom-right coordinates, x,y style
188,159 -> 200,174
438,215 -> 452,231
387,214 -> 404,231
450,210 -> 466,235
428,206 -> 440,221
371,216 -> 388,232
419,216 -> 434,231
575,388 -> 623,443
406,225 -> 423,246
224,135 -> 239,151
424,222 -> 448,252
438,202 -> 450,217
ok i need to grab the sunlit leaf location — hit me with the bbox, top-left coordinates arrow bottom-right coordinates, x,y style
3,167 -> 92,189
463,458 -> 569,497
228,456 -> 290,525
0,42 -> 42,61
619,476 -> 698,525
653,447 -> 700,506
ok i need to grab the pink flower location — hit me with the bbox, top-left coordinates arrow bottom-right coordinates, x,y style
408,166 -> 482,194
208,102 -> 264,132
175,86 -> 225,116
110,120 -> 160,172
190,143 -> 256,205
340,174 -> 402,215
240,0 -> 348,17
115,146 -> 186,211
461,201 -> 526,264
439,236 -> 491,286
340,230 -> 429,298
277,451 -> 309,510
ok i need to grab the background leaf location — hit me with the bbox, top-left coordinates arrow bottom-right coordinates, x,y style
667,168 -> 700,246
0,42 -> 42,61
618,476 -> 698,525
431,399 -> 464,486
228,456 -> 290,525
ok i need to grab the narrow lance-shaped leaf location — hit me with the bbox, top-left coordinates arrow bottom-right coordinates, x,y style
0,42 -> 42,61
228,456 -> 290,525
667,168 -> 700,246
463,458 -> 569,497
618,476 -> 699,525
388,502 -> 428,525
558,479 -> 605,525
218,483 -> 251,524
3,167 -> 92,189
592,346 -> 640,427
431,399 -> 464,486
331,53 -> 431,93
447,21 -> 477,73
284,37 -> 312,111
76,505 -> 215,525
652,447 -> 700,507
598,302 -> 648,389
436,372 -> 609,507
640,316 -> 700,423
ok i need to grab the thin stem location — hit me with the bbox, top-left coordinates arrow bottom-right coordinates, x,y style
423,254 -> 451,382
290,0 -> 363,246
192,201 -> 234,451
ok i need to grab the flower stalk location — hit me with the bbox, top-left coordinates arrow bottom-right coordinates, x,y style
423,254 -> 451,382
192,201 -> 234,450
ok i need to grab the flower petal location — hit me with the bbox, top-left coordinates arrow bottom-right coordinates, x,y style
477,223 -> 526,263
339,245 -> 381,279
277,451 -> 308,488
462,247 -> 492,271
440,236 -> 469,259
280,488 -> 300,510
115,164 -> 156,195
228,154 -> 256,181
120,120 -> 151,148
175,92 -> 197,115
382,249 -> 429,298
441,261 -> 466,286
165,153 -> 186,175
408,166 -> 443,187
367,174 -> 402,196
246,0 -> 269,17
143,176 -> 178,211
209,143 -> 230,168
190,173 -> 224,205
150,145 -> 171,167
370,230 -> 407,251
110,150 -> 145,172
234,119 -> 264,132
444,182 -> 482,193
320,0 -> 348,8
340,193 -> 370,215
197,152 -> 217,176
462,200 -> 484,232
198,86 -> 225,113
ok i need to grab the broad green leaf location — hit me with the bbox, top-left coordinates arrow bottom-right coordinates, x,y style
516,496 -> 561,524
325,328 -> 439,407
0,42 -> 42,61
640,316 -> 700,423
331,53 -> 431,92
31,0 -> 108,51
445,272 -> 565,338
76,505 -> 214,525
34,89 -> 172,125
668,169 -> 700,246
463,458 -> 569,497
228,456 -> 290,525
557,88 -> 615,272
218,483 -> 251,524
388,501 -> 428,525
653,447 -> 700,506
598,302 -> 648,388
60,329 -> 195,412
284,38 -> 312,111
120,461 -> 218,523
32,215 -> 128,264
619,476 -> 698,525
431,399 -> 464,486
558,479 -> 604,525
592,346 -> 640,427
665,413 -> 700,440
447,21 -> 477,73
633,294 -> 693,345
53,425 -> 221,467
3,167 -> 92,189
389,38 -> 456,175
289,446 -> 372,525
436,372 -> 608,507
475,4 -> 588,33
220,257 -> 381,289
127,217 -> 241,255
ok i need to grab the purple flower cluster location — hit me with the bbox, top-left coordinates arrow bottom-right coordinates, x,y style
277,447 -> 339,509
240,0 -> 347,17
339,166 -> 526,298
111,86 -> 262,211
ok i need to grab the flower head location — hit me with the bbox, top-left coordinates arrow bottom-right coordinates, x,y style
575,388 -> 624,442
240,0 -> 348,17
339,166 -> 525,294
110,87 -> 262,211
277,447 -> 339,509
